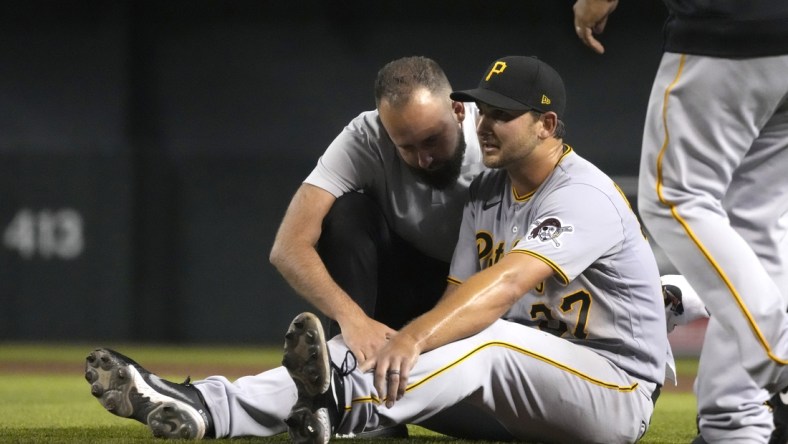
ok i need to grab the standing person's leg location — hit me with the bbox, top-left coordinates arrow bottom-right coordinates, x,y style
717,100 -> 788,443
639,53 -> 788,441
318,192 -> 448,335
694,319 -> 773,442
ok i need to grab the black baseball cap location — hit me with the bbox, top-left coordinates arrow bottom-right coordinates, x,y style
450,56 -> 566,116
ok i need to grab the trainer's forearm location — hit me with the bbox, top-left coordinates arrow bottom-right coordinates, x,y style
270,242 -> 364,322
269,184 -> 367,324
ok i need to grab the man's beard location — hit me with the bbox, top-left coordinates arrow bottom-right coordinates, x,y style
409,128 -> 466,190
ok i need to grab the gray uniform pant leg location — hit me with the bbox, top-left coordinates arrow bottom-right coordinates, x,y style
694,92 -> 788,442
638,52 -> 788,441
192,346 -> 512,440
193,367 -> 294,438
335,320 -> 657,444
695,318 -> 773,443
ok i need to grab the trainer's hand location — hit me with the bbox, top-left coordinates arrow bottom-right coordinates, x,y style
573,0 -> 619,54
339,315 -> 396,365
360,332 -> 420,409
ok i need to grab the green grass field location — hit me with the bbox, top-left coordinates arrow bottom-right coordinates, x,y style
0,343 -> 699,443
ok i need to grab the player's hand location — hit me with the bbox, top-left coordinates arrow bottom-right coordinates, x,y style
338,315 -> 397,365
572,0 -> 619,54
359,332 -> 420,409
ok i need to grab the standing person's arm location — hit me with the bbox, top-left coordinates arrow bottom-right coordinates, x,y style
269,183 -> 395,363
573,0 -> 620,54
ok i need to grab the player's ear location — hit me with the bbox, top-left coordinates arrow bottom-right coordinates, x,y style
540,112 -> 558,138
452,101 -> 465,124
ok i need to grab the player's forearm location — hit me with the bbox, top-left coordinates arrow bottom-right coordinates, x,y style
401,266 -> 524,353
401,253 -> 553,353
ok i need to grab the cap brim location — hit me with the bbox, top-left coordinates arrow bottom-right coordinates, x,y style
450,88 -> 531,111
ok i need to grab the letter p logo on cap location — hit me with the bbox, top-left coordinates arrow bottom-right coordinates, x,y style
485,61 -> 507,81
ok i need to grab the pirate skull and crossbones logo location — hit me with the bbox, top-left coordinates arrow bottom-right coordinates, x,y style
527,217 -> 574,247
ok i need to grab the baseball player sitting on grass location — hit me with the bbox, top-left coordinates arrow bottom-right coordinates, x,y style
84,55 -> 707,441
281,54 -> 671,444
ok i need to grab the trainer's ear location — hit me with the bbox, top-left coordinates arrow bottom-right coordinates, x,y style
452,101 -> 466,124
540,112 -> 558,138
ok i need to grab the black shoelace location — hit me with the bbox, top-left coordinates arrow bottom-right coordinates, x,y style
332,350 -> 357,377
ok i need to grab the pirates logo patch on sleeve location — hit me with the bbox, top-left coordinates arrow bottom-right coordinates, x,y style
526,217 -> 574,247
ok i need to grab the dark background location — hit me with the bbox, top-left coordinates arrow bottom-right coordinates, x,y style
0,0 -> 670,345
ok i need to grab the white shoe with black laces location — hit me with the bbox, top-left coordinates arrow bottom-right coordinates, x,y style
85,348 -> 214,439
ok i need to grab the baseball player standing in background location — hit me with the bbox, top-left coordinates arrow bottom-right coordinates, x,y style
282,55 -> 668,444
573,1 -> 788,443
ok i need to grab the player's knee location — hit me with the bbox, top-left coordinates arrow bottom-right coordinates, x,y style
321,193 -> 389,247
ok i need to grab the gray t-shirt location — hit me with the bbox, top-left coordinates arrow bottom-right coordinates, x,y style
448,147 -> 668,384
304,104 -> 484,262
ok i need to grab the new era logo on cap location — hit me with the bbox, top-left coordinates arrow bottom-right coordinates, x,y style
451,55 -> 566,116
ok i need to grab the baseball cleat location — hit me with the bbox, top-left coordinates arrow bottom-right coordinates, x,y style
85,348 -> 213,439
282,312 -> 349,444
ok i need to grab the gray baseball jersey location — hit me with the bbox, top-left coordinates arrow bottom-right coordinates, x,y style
449,146 -> 667,384
304,105 -> 484,262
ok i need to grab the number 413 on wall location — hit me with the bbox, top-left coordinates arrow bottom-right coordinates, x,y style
3,208 -> 84,260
